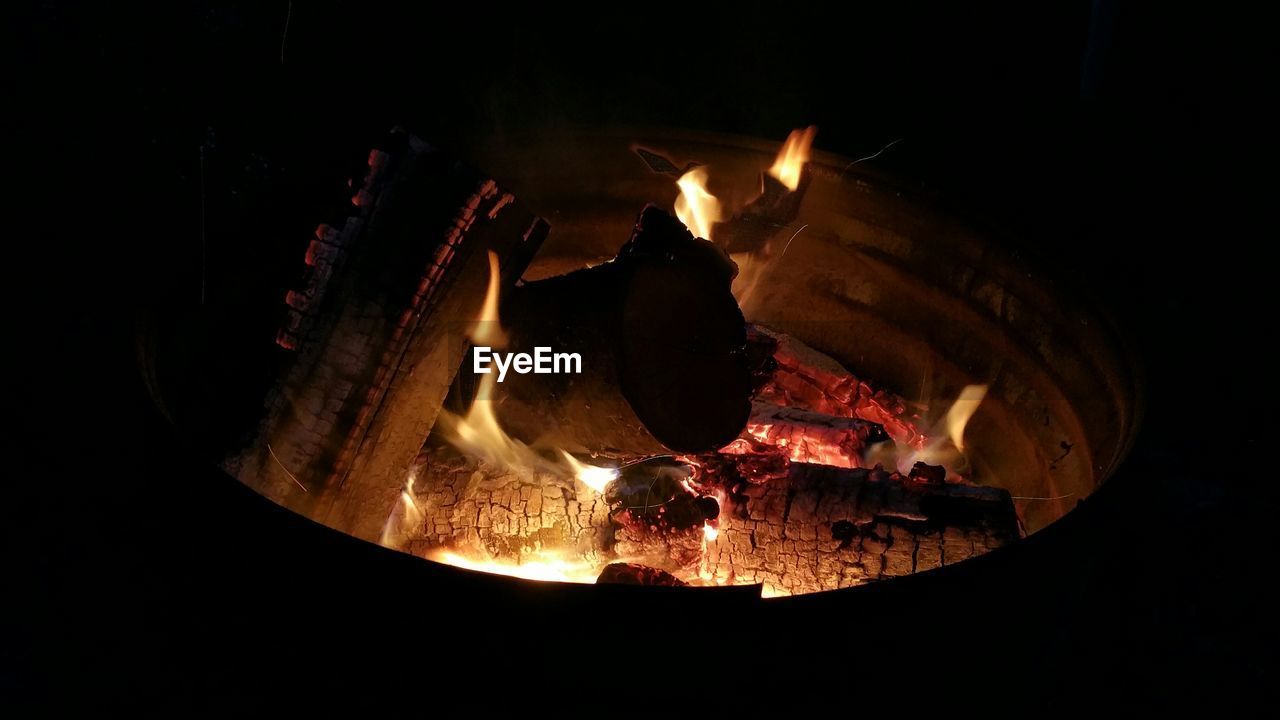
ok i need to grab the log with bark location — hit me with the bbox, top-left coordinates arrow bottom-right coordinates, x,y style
451,204 -> 753,456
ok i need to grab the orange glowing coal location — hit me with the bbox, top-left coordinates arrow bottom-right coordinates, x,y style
674,166 -> 724,241
768,126 -> 817,191
430,550 -> 601,584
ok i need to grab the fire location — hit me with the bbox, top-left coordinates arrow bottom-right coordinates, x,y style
891,384 -> 989,477
767,126 -> 817,191
674,166 -> 724,241
559,449 -> 619,493
405,244 -> 618,581
702,521 -> 718,542
945,385 -> 988,453
430,550 -> 600,584
470,250 -> 508,347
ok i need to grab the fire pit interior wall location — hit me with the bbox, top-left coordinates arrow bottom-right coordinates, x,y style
460,129 -> 1141,535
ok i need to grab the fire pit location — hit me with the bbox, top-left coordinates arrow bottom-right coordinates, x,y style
200,127 -> 1139,598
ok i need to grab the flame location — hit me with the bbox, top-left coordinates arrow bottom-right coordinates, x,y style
702,521 -> 718,542
378,472 -> 424,549
470,250 -> 508,347
767,126 -> 817,191
674,166 -> 724,241
945,385 -> 988,453
423,240 -> 618,578
430,550 -> 599,584
558,449 -> 619,493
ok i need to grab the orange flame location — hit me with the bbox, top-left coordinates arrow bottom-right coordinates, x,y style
411,248 -> 619,579
470,250 -> 508,347
674,166 -> 724,241
767,126 -> 817,191
890,384 -> 990,477
945,385 -> 988,453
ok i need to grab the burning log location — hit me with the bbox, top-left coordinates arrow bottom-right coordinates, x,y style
394,445 -> 615,569
750,324 -> 924,448
702,462 -> 1021,596
744,400 -> 890,468
228,130 -> 549,542
395,445 -> 1017,596
458,205 -> 753,456
597,563 -> 688,587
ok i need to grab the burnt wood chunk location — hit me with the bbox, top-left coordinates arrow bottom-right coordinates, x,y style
392,448 -> 1019,597
463,204 -> 753,456
597,563 -> 689,587
745,401 -> 890,468
702,462 -> 1021,595
226,130 -> 548,542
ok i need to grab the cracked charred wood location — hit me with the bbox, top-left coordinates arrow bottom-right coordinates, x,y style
744,400 -> 890,468
597,563 -> 689,587
703,462 -> 1022,595
750,324 -> 923,447
393,446 -> 616,565
454,204 -> 753,456
391,447 -> 1019,596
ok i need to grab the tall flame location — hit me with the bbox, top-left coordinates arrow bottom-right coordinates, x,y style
401,250 -> 618,582
767,126 -> 817,191
945,385 -> 988,453
674,166 -> 724,241
470,251 -> 508,347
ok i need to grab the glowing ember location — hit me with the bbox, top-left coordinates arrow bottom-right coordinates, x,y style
430,551 -> 599,584
559,449 -> 619,493
674,166 -> 724,241
767,126 -> 817,191
385,146 -> 1006,597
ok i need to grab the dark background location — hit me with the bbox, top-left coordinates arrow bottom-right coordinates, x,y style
9,0 -> 1277,712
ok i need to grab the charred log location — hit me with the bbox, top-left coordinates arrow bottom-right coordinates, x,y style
744,400 -> 890,468
396,447 -> 1019,596
751,324 -> 923,447
597,563 -> 689,587
456,205 -> 753,456
702,462 -> 1021,595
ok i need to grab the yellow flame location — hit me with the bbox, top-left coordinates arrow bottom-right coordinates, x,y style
471,250 -> 508,347
378,474 -> 424,549
444,255 -> 618,483
431,551 -> 599,584
674,167 -> 724,241
703,521 -> 719,542
558,450 -> 618,493
767,126 -> 817,191
945,385 -> 988,453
